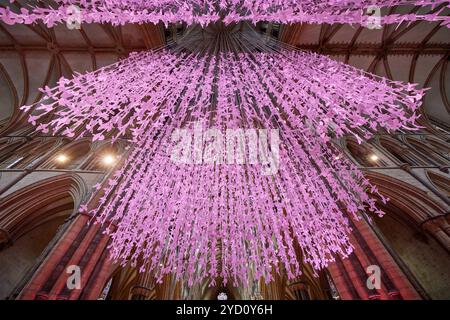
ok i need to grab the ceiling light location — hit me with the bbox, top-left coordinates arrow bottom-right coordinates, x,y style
55,154 -> 68,163
102,154 -> 116,166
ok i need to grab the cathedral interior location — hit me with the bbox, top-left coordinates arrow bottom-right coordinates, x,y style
0,4 -> 450,301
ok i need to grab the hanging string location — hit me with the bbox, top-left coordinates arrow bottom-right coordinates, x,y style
20,24 -> 424,286
1,1 -> 449,28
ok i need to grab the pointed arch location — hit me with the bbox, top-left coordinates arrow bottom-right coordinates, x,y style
367,172 -> 450,299
286,265 -> 333,300
101,265 -> 138,300
0,137 -> 27,164
378,137 -> 427,166
345,138 -> 383,167
406,137 -> 449,166
0,138 -> 59,169
426,171 -> 450,198
365,172 -> 447,226
0,173 -> 88,299
41,139 -> 91,170
424,137 -> 450,159
0,173 -> 88,242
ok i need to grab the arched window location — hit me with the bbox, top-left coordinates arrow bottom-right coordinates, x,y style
427,171 -> 450,198
0,139 -> 57,169
200,283 -> 240,300
425,137 -> 450,160
379,138 -> 426,166
406,138 -> 449,166
81,143 -> 121,171
346,139 -> 382,167
42,140 -> 91,170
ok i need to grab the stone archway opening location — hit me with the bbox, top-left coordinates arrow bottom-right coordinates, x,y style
0,194 -> 74,299
372,204 -> 450,300
366,172 -> 450,300
0,174 -> 86,299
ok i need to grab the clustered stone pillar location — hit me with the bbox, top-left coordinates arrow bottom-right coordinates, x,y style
422,215 -> 450,253
327,215 -> 422,300
18,213 -> 113,300
16,166 -> 121,300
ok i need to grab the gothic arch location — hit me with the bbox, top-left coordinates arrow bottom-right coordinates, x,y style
365,172 -> 450,300
345,138 -> 382,167
0,173 -> 88,299
365,172 -> 446,225
0,173 -> 88,243
426,171 -> 450,198
100,265 -> 139,300
41,139 -> 91,170
406,137 -> 449,166
373,211 -> 450,300
424,137 -> 450,159
0,62 -> 28,137
200,282 -> 241,300
363,169 -> 450,300
285,265 -> 334,300
0,138 -> 58,169
0,137 -> 27,164
378,137 -> 427,166
367,173 -> 450,299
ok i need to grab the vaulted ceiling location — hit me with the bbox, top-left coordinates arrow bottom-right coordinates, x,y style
0,5 -> 449,132
0,20 -> 165,132
281,19 -> 450,129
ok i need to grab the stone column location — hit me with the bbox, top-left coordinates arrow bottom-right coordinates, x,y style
422,216 -> 450,253
328,215 -> 423,300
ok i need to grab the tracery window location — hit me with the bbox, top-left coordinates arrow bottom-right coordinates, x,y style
346,140 -> 382,167
0,139 -> 57,169
427,171 -> 450,198
379,138 -> 426,166
406,137 -> 449,166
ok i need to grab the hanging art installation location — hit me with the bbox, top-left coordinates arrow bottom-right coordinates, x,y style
1,0 -> 449,27
3,1 -> 439,286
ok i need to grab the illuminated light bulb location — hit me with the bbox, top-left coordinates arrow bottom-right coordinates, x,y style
369,154 -> 379,162
55,154 -> 68,163
102,154 -> 116,165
